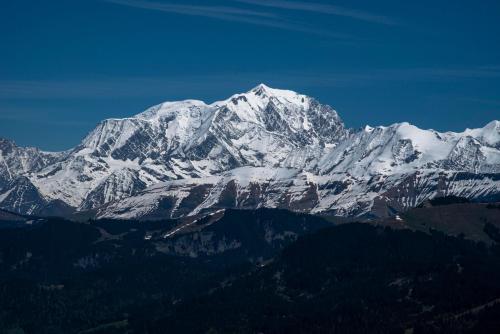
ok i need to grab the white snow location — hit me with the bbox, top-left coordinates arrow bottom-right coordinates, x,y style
1,84 -> 499,219
464,120 -> 500,147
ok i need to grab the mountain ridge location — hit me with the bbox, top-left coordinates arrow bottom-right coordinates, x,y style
0,84 -> 499,219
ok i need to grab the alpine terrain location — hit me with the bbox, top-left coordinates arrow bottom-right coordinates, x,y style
1,84 -> 499,219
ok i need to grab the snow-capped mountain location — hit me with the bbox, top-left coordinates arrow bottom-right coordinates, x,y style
0,84 -> 499,219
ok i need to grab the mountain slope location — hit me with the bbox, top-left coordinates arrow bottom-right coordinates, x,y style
0,84 -> 499,218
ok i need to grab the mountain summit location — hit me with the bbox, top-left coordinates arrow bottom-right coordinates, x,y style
0,85 -> 499,218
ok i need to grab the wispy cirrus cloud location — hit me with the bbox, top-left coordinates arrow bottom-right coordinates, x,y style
0,110 -> 95,127
0,77 -> 216,99
105,0 -> 277,19
103,0 -> 349,38
235,0 -> 398,26
1,66 -> 499,100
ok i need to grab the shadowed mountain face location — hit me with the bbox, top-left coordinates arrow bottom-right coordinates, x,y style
0,85 -> 499,219
1,207 -> 500,333
380,198 -> 500,244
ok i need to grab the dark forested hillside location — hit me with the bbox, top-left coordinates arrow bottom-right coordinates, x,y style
143,224 -> 500,334
1,207 -> 500,333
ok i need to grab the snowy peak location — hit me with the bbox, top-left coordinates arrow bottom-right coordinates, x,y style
213,84 -> 307,123
214,83 -> 312,117
0,138 -> 64,181
0,85 -> 499,219
79,84 -> 344,160
464,120 -> 500,148
19,85 -> 349,212
136,99 -> 211,121
252,83 -> 270,95
317,119 -> 500,177
76,84 -> 347,164
248,83 -> 310,106
212,84 -> 345,146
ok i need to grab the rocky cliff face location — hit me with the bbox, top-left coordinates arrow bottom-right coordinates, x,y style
0,84 -> 499,218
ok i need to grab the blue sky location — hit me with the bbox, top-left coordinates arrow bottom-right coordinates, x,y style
1,0 -> 499,151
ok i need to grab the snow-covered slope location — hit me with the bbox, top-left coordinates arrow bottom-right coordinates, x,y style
0,84 -> 499,218
0,138 -> 65,185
